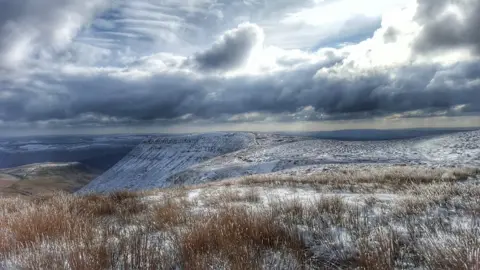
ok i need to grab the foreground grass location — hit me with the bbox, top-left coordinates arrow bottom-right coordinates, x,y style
1,166 -> 479,269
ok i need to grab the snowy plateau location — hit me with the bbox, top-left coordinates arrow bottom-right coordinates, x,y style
80,130 -> 480,193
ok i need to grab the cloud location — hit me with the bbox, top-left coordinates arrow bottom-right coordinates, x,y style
383,27 -> 400,43
0,0 -> 109,69
413,0 -> 480,55
271,0 -> 409,49
1,0 -> 480,132
82,0 -> 317,57
1,42 -> 480,130
190,23 -> 264,71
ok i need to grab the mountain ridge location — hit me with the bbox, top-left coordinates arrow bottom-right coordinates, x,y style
79,130 -> 480,193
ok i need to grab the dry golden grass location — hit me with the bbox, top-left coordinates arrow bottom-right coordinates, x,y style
73,191 -> 146,219
0,194 -> 95,254
354,228 -> 400,270
148,197 -> 190,230
180,206 -> 307,270
74,194 -> 117,216
394,196 -> 432,216
239,166 -> 480,192
0,166 -> 479,269
418,230 -> 480,270
200,188 -> 261,206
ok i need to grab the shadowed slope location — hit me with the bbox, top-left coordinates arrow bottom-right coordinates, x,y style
80,133 -> 255,193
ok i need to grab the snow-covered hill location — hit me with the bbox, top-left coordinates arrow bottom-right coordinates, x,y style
80,130 -> 480,193
413,130 -> 480,164
80,133 -> 256,192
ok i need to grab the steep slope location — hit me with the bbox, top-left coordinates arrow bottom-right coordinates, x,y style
81,130 -> 480,193
80,133 -> 256,193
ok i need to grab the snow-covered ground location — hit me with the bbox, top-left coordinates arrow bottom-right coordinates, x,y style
2,131 -> 479,269
80,133 -> 256,192
2,163 -> 479,269
80,130 -> 480,193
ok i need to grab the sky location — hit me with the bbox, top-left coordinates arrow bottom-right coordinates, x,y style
0,0 -> 480,135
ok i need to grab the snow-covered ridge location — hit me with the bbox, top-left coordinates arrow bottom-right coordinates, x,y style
80,130 -> 480,193
80,133 -> 256,193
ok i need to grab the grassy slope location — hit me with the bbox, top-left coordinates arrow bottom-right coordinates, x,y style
0,163 -> 100,197
0,166 -> 479,269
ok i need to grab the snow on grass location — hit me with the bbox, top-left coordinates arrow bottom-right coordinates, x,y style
1,165 -> 480,269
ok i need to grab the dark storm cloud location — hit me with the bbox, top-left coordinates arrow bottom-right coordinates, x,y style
1,0 -> 480,129
413,0 -> 480,54
2,55 -> 480,128
191,23 -> 263,71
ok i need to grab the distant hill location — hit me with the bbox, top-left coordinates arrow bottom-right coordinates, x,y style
0,162 -> 100,197
0,134 -> 150,170
280,128 -> 478,141
0,148 -> 133,171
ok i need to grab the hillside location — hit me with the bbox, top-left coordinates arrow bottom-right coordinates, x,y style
0,162 -> 100,197
2,165 -> 479,269
2,130 -> 480,269
80,130 -> 480,193
80,133 -> 258,193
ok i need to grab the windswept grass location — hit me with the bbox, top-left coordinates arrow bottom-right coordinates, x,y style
180,206 -> 307,270
0,166 -> 479,269
239,166 -> 480,192
200,188 -> 261,206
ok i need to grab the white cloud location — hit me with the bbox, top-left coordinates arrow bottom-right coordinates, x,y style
0,0 -> 479,133
283,0 -> 410,26
0,0 -> 109,69
262,0 -> 411,49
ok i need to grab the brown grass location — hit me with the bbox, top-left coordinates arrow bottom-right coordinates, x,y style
148,197 -> 190,230
270,196 -> 347,227
239,166 -> 480,192
73,191 -> 146,219
180,206 -> 307,270
0,194 -> 95,253
201,188 -> 261,206
355,227 -> 401,270
418,230 -> 480,270
0,165 -> 479,269
394,196 -> 432,216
